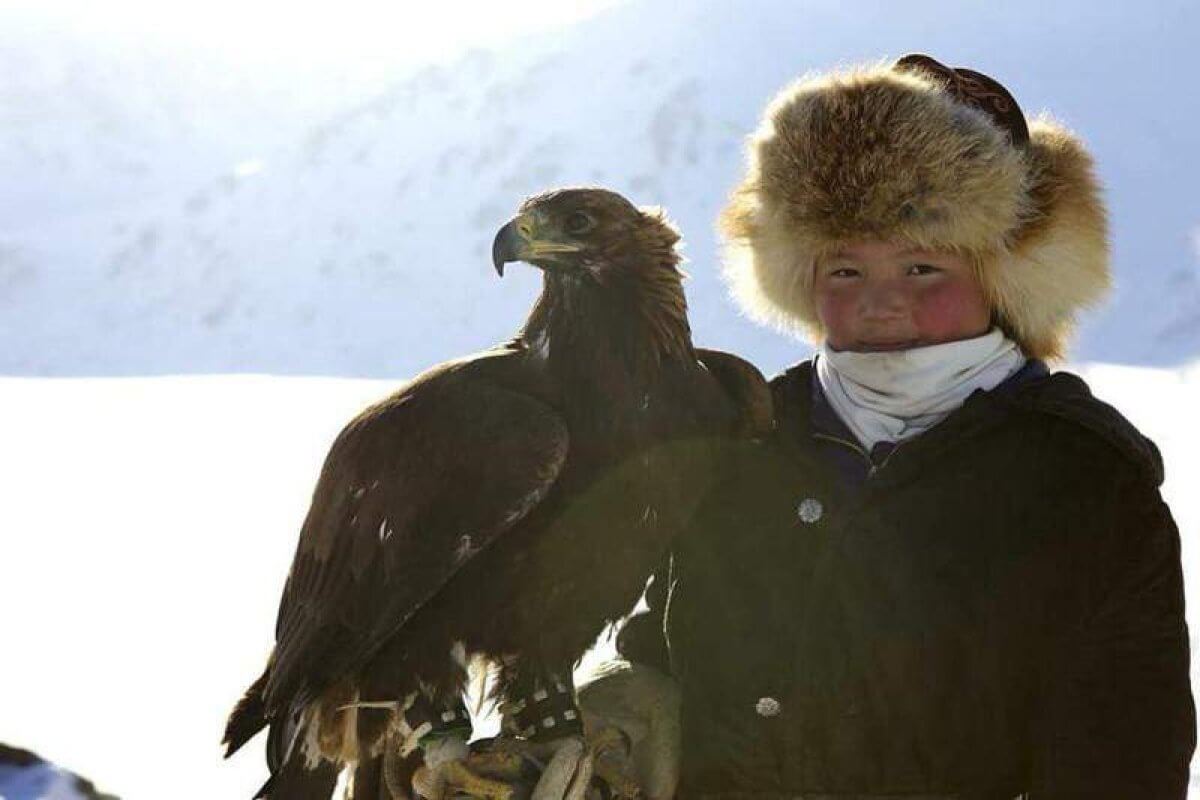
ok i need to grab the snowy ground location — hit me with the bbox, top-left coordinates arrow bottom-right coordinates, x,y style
1,363 -> 1198,799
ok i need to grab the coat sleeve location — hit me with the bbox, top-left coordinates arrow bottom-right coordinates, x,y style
1032,479 -> 1195,797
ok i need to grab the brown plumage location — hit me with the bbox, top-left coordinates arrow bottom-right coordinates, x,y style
223,187 -> 771,797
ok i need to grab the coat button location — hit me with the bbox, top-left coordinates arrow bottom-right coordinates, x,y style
797,497 -> 823,524
755,696 -> 781,717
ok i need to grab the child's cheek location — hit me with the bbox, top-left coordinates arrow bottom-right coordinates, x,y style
815,291 -> 857,341
913,281 -> 990,339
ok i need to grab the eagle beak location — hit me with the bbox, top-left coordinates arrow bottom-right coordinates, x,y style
491,212 -> 583,277
491,217 -> 525,277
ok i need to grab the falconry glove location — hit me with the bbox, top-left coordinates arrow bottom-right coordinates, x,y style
576,660 -> 681,800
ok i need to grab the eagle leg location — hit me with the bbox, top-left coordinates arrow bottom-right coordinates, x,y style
492,670 -> 597,800
396,690 -> 529,800
499,671 -> 582,741
494,667 -> 643,800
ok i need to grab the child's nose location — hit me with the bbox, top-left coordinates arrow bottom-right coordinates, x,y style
859,280 -> 909,317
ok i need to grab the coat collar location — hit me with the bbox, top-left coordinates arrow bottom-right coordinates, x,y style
769,359 -> 1163,489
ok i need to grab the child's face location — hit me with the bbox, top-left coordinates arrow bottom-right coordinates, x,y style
813,240 -> 992,352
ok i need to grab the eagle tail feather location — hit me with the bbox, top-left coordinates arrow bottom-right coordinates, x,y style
253,751 -> 340,800
224,668 -> 270,758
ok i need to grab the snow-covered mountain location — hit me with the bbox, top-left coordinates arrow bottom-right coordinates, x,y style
3,0 -> 1198,378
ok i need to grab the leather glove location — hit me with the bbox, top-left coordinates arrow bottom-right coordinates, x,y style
576,660 -> 680,800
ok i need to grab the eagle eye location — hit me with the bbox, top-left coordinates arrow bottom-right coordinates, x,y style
564,211 -> 595,236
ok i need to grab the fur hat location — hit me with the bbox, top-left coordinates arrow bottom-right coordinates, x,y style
718,55 -> 1110,361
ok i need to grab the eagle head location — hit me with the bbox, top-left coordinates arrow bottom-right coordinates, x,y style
492,187 -> 682,285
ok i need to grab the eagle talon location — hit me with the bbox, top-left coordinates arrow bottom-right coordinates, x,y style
586,727 -> 642,800
413,757 -> 519,800
589,764 -> 642,800
527,736 -> 592,800
458,735 -> 595,800
462,748 -> 529,780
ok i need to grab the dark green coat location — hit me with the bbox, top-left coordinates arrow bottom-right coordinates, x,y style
618,362 -> 1194,799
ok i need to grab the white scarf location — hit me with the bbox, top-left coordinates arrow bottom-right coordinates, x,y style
816,328 -> 1026,450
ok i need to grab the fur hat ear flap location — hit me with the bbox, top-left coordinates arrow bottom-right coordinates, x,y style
719,60 -> 1110,361
984,117 -> 1110,361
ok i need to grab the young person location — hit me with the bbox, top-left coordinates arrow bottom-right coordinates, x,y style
591,54 -> 1195,799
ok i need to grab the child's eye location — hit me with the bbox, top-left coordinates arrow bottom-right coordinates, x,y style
908,263 -> 941,276
829,267 -> 860,278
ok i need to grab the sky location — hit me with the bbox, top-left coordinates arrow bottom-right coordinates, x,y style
1,0 -> 626,70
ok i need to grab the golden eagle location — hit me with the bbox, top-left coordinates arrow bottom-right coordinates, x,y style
223,188 -> 770,799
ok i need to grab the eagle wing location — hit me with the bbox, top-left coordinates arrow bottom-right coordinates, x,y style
695,348 -> 773,438
263,351 -> 568,714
